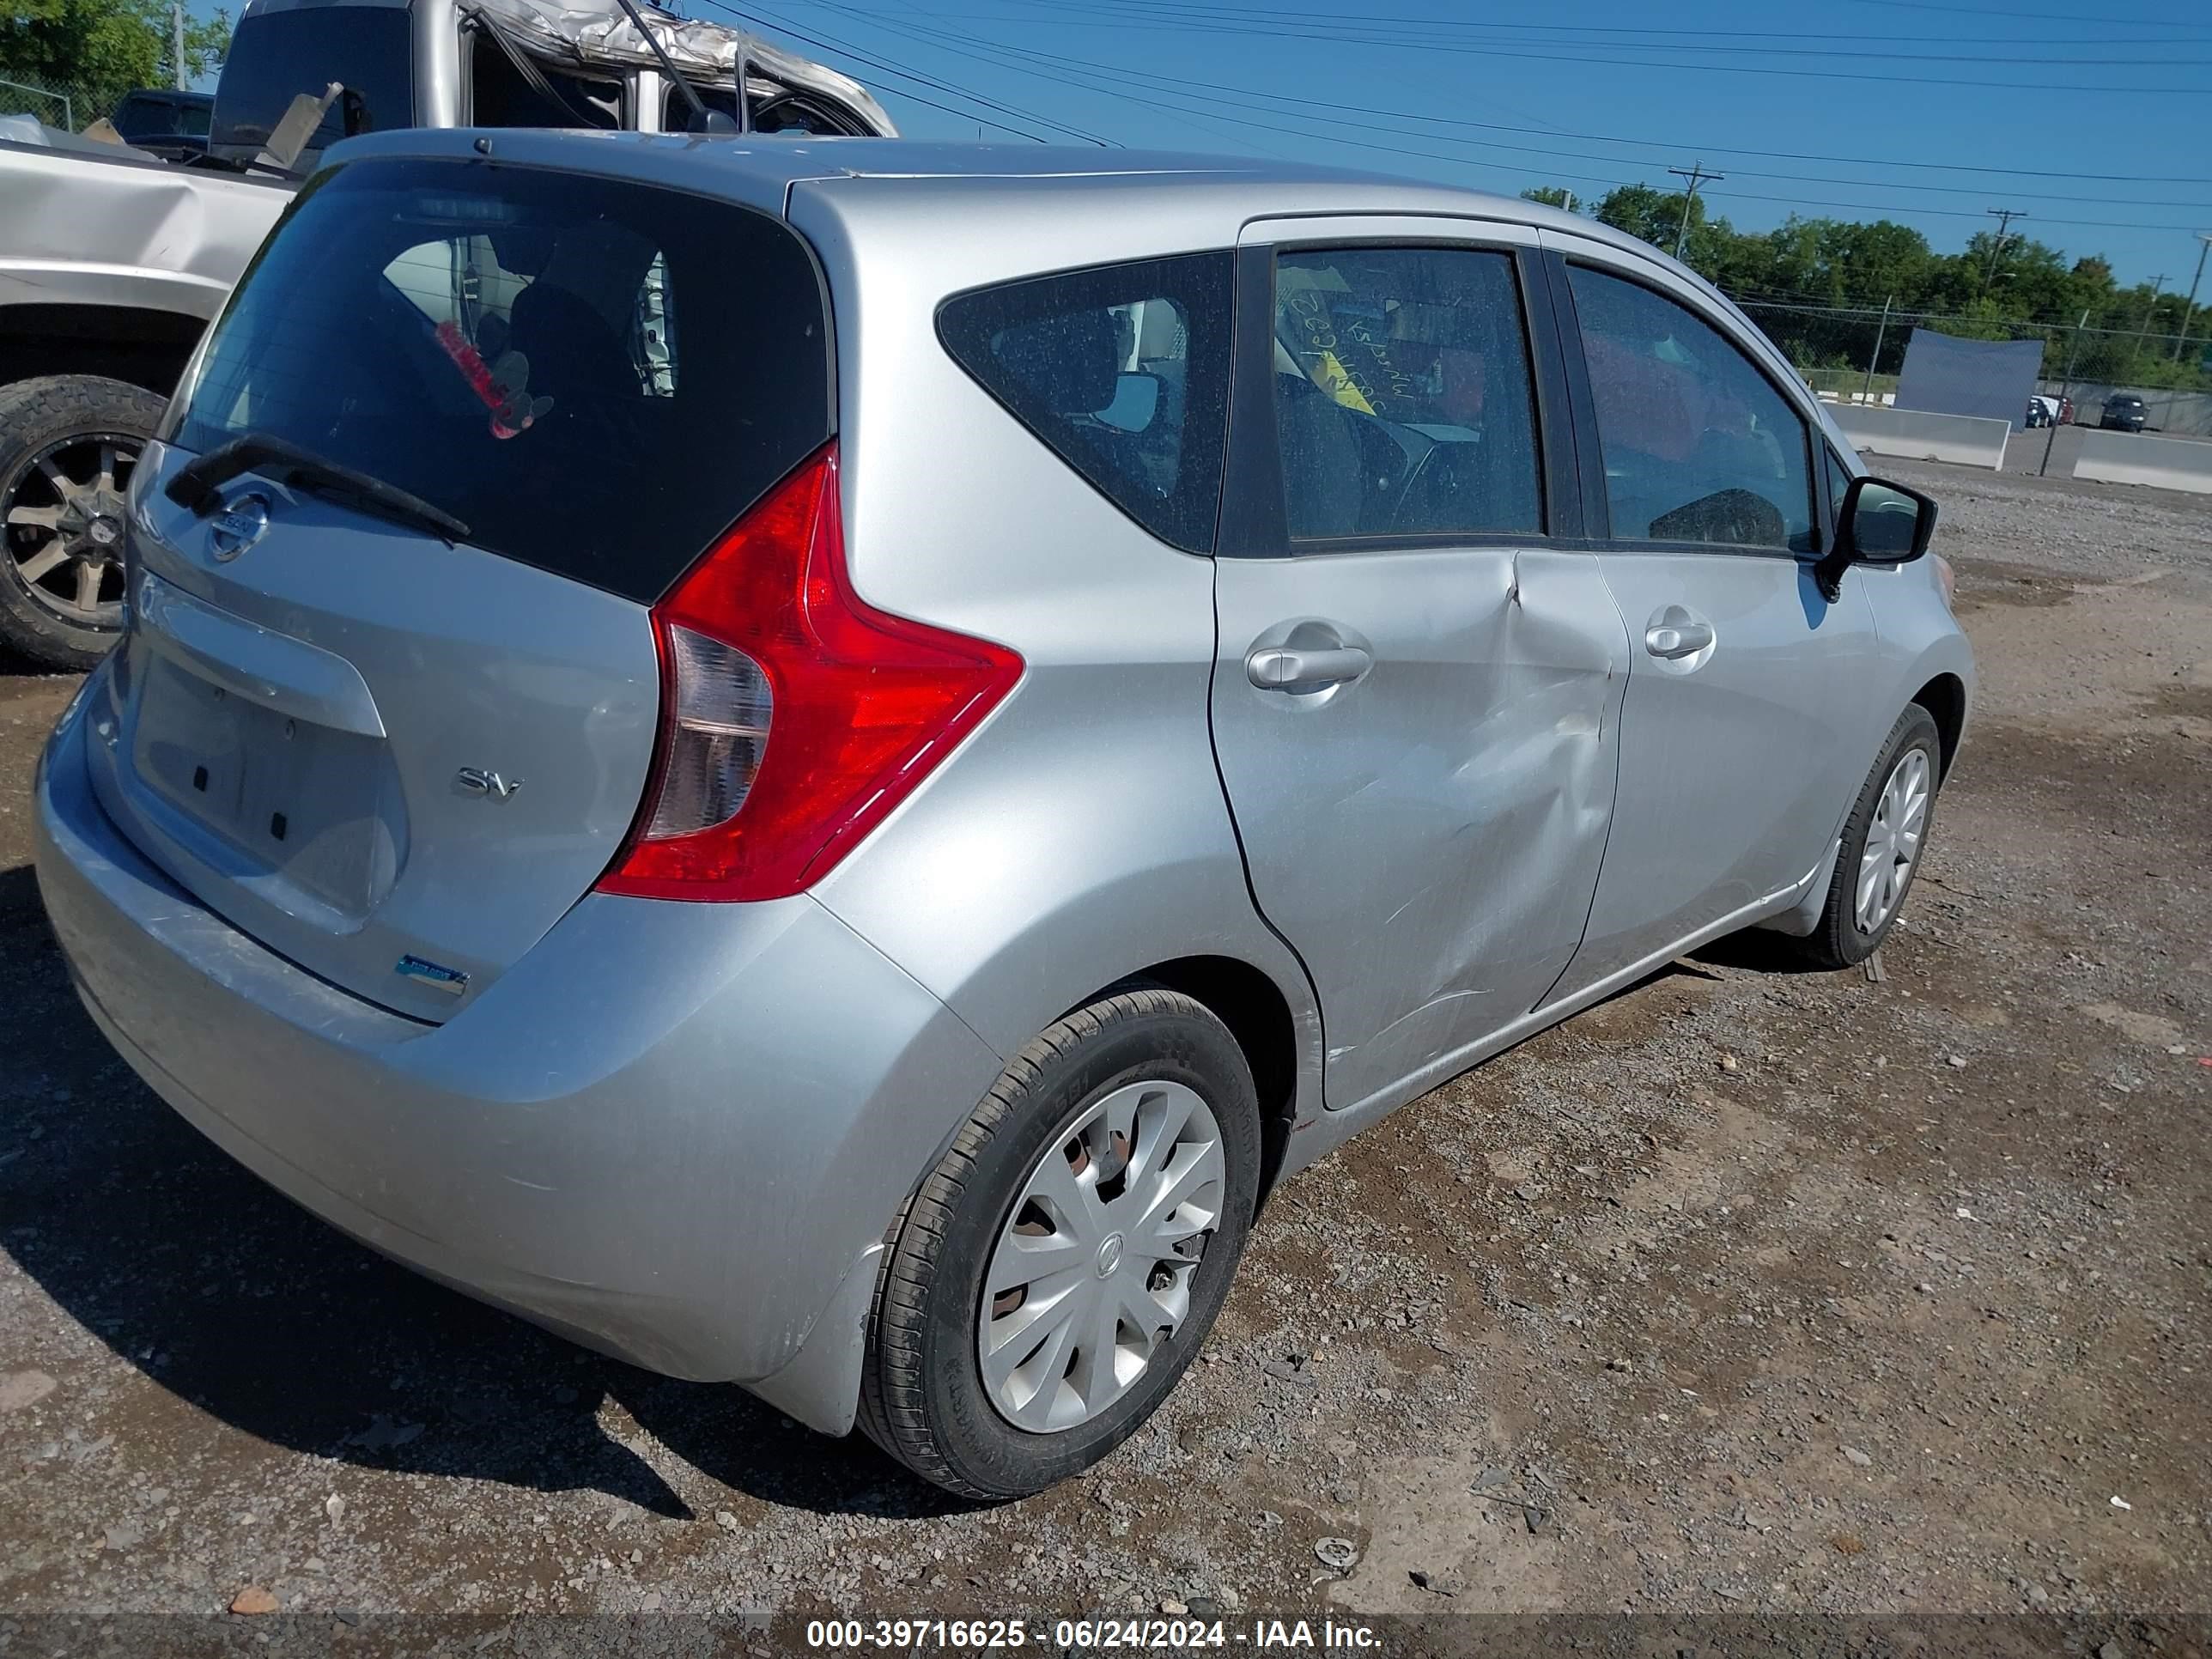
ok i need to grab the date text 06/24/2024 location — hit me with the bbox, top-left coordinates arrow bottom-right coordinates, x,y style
804,1618 -> 1382,1650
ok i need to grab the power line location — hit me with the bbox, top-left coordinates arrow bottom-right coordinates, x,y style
689,0 -> 1113,140
903,0 -> 2212,93
1845,0 -> 2212,25
872,3 -> 2212,184
926,28 -> 2212,206
957,0 -> 2212,60
941,0 -> 2212,46
801,10 -> 2212,229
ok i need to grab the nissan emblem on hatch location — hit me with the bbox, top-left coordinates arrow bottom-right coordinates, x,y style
208,493 -> 271,562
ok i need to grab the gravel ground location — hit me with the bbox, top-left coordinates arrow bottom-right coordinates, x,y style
0,462 -> 2207,1635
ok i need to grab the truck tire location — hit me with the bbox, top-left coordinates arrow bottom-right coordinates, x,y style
0,375 -> 166,670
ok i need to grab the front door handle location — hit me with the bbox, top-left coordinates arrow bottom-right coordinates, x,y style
1644,620 -> 1715,659
1246,644 -> 1373,690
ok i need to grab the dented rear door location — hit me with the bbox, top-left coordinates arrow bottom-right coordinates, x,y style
1208,221 -> 1627,1114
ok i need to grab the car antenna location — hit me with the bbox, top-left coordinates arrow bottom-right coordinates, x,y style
611,0 -> 744,134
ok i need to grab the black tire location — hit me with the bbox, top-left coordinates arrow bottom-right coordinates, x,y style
1785,703 -> 1942,970
0,374 -> 167,671
858,988 -> 1261,1500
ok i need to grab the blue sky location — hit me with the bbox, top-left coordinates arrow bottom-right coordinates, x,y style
191,0 -> 2212,300
690,0 -> 2212,300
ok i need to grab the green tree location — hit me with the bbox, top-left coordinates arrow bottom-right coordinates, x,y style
1519,185 -> 1579,212
0,0 -> 230,126
1592,183 -> 1686,250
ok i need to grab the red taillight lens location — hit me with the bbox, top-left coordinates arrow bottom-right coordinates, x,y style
598,443 -> 1022,902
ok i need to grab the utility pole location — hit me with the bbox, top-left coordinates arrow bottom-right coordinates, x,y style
2040,309 -> 2090,478
1984,209 -> 2026,281
2135,275 -> 2168,348
1859,295 -> 1893,406
2172,232 -> 2212,362
1668,161 -> 1723,260
173,2 -> 187,89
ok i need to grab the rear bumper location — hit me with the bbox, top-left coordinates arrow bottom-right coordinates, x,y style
33,684 -> 1005,1431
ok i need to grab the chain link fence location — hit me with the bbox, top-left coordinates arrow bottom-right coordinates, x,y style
1735,300 -> 2212,438
0,74 -> 98,131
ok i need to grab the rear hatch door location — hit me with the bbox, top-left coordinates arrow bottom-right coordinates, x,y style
93,151 -> 836,1019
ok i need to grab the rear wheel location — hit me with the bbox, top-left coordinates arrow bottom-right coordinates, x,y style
1785,703 -> 1941,969
0,375 -> 165,670
859,988 -> 1260,1500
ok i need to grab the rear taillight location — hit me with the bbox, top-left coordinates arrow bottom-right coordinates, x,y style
597,443 -> 1022,902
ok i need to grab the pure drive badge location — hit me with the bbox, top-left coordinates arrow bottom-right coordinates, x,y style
395,954 -> 470,996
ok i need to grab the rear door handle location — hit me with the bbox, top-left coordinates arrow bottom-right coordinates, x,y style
1246,644 -> 1373,690
1644,620 -> 1715,659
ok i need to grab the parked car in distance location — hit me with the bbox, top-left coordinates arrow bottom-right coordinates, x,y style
107,88 -> 214,160
2024,393 -> 2073,428
35,135 -> 1972,1499
2100,392 -> 2149,432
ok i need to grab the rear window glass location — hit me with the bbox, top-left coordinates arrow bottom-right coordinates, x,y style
211,8 -> 413,155
115,93 -> 211,137
168,156 -> 832,603
938,253 -> 1232,554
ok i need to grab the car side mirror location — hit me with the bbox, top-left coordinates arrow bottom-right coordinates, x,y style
1813,474 -> 1937,603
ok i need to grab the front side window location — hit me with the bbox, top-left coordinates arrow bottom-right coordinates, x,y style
1272,246 -> 1544,540
938,253 -> 1231,555
1567,264 -> 1816,554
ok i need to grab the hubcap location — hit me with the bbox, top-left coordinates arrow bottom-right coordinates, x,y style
3,433 -> 140,629
1856,746 -> 1930,934
978,1079 -> 1226,1433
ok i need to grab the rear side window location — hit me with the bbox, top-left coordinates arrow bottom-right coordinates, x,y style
169,156 -> 831,603
211,8 -> 414,154
1566,264 -> 1816,554
938,253 -> 1232,554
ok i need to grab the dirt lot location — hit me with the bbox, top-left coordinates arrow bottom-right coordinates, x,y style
0,459 -> 2207,1637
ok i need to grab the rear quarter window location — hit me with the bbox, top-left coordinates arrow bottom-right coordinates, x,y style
938,253 -> 1232,555
167,156 -> 833,603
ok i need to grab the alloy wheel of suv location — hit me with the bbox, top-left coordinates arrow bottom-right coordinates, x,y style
0,375 -> 167,670
860,988 -> 1260,1500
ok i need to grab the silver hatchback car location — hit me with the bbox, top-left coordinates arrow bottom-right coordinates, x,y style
35,133 -> 1972,1499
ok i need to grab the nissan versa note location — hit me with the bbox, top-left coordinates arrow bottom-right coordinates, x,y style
34,131 -> 1972,1499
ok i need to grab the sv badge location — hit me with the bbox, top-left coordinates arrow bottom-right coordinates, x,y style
454,767 -> 524,801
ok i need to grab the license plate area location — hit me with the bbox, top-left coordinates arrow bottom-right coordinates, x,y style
131,654 -> 403,921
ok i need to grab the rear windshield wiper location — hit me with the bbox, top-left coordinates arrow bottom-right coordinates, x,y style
167,434 -> 471,545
